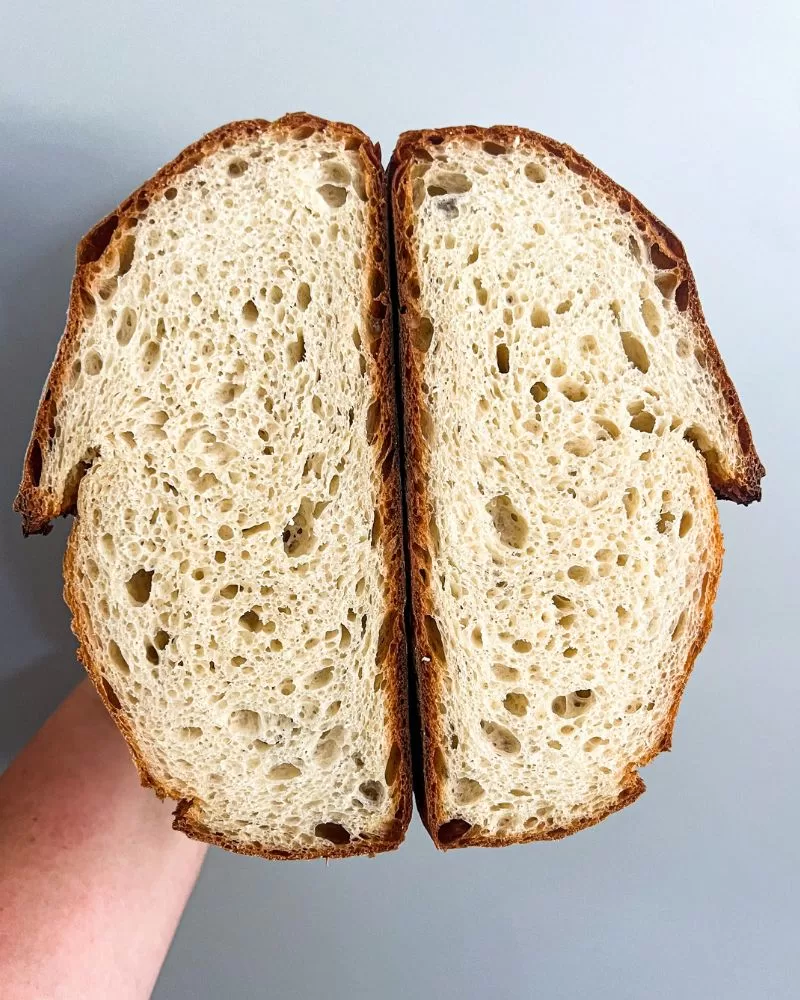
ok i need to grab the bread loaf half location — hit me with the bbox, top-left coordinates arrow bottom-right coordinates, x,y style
16,114 -> 411,859
390,125 -> 763,848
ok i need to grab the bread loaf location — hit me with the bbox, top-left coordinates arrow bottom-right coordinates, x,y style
390,125 -> 763,848
15,114 -> 411,859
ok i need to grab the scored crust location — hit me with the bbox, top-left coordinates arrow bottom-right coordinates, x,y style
16,113 -> 411,860
389,124 -> 762,849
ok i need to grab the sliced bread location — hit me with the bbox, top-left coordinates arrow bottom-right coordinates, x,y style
390,126 -> 764,848
15,114 -> 411,859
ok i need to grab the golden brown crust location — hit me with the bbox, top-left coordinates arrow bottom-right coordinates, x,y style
389,124 -> 750,849
18,113 -> 410,860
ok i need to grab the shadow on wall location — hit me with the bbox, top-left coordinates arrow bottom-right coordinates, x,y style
0,108 -> 164,765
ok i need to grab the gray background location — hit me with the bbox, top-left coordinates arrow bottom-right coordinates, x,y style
1,1 -> 797,997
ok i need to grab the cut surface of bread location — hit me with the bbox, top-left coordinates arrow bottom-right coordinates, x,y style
390,126 -> 764,848
15,114 -> 410,859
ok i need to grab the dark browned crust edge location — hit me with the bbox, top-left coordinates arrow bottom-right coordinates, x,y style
388,123 -> 752,849
18,113 -> 411,861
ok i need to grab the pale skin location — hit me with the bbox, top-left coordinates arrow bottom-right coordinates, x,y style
0,679 -> 207,999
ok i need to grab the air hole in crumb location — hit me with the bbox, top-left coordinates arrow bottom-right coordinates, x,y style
297,282 -> 311,310
239,610 -> 262,632
564,437 -> 594,457
308,666 -> 333,690
85,350 -> 103,376
556,299 -> 572,314
630,410 -> 656,433
108,640 -> 130,675
97,276 -> 117,301
359,780 -> 384,805
655,271 -> 679,298
322,160 -> 351,185
671,611 -> 688,642
242,299 -> 259,324
620,331 -> 650,373
141,341 -> 161,372
370,270 -> 386,298
101,677 -> 121,710
228,158 -> 248,177
164,186 -> 177,200
80,287 -> 97,318
496,343 -> 510,373
531,306 -> 550,328
366,399 -> 380,444
486,495 -> 528,549
594,417 -> 620,440
229,709 -> 260,736
492,662 -> 520,682
413,316 -> 434,352
683,424 -> 724,478
657,509 -> 675,534
438,818 -> 471,845
623,487 -> 640,519
675,281 -> 689,312
503,692 -> 529,717
455,778 -> 484,805
287,331 -> 305,368
641,298 -> 661,336
371,508 -> 382,548
530,381 -> 549,402
116,234 -> 136,277
385,742 -> 401,785
552,689 -> 595,718
315,822 -> 351,844
292,125 -> 316,140
427,171 -> 472,196
481,721 -> 521,755
318,184 -> 348,208
126,568 -> 153,605
524,162 -> 546,183
283,499 -> 315,557
650,243 -> 677,269
482,140 -> 507,155
512,639 -> 531,654
116,307 -> 137,346
269,763 -> 301,780
376,611 -> 397,666
567,565 -> 590,584
559,379 -> 587,402
473,277 -> 488,306
679,511 -> 693,537
424,616 -> 445,662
